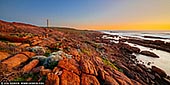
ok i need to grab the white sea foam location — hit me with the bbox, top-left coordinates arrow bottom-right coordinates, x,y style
102,31 -> 170,42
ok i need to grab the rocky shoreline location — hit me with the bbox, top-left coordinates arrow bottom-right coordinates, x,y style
120,37 -> 170,53
0,20 -> 170,85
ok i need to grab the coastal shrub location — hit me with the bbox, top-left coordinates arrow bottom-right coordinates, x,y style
47,61 -> 58,69
102,58 -> 118,70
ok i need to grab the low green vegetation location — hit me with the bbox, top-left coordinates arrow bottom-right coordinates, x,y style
102,58 -> 118,70
47,61 -> 58,69
43,52 -> 51,57
81,49 -> 90,56
13,77 -> 25,81
102,58 -> 124,72
41,76 -> 47,82
118,68 -> 124,73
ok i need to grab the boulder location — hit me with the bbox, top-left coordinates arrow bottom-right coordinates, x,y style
22,59 -> 39,73
60,70 -> 80,85
2,52 -> 35,68
0,51 -> 10,61
152,66 -> 167,77
140,51 -> 159,58
81,73 -> 100,85
131,47 -> 140,53
29,46 -> 45,55
58,59 -> 80,75
45,73 -> 59,85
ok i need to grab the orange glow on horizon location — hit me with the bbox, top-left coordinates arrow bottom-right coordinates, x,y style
75,23 -> 170,31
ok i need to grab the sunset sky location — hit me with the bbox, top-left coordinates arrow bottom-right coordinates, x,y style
0,0 -> 170,30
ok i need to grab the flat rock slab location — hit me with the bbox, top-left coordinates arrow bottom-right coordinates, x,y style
0,51 -> 10,61
140,51 -> 159,58
60,70 -> 80,85
22,59 -> 39,73
2,52 -> 35,69
152,66 -> 167,77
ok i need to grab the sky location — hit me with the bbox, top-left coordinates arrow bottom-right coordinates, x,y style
0,0 -> 170,30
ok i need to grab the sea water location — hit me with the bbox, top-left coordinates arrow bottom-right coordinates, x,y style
102,31 -> 170,75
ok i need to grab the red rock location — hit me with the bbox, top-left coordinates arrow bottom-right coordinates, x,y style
58,59 -> 81,75
104,75 -> 119,85
152,66 -> 167,77
98,67 -> 109,80
112,69 -> 134,85
21,51 -> 36,58
95,56 -> 104,65
45,73 -> 59,85
2,52 -> 35,68
52,67 -> 60,72
80,59 -> 98,76
81,73 -> 100,85
0,51 -> 10,61
31,66 -> 44,73
18,44 -> 30,49
69,48 -> 80,62
40,69 -> 52,76
60,70 -> 80,85
26,77 -> 32,81
52,67 -> 63,75
0,34 -> 27,43
22,59 -> 39,73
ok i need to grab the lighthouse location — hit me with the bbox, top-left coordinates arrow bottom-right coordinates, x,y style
47,19 -> 49,27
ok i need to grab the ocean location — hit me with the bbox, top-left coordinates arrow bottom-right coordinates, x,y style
102,30 -> 170,75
